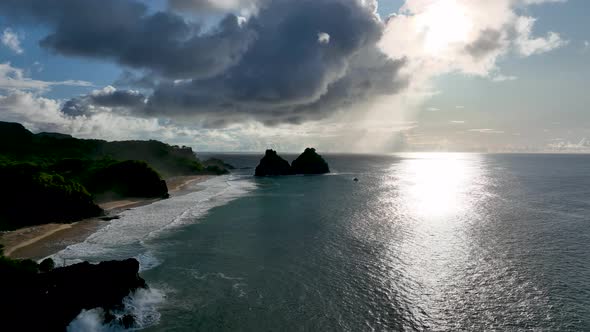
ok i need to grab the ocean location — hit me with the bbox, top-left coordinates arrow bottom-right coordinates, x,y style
56,153 -> 590,331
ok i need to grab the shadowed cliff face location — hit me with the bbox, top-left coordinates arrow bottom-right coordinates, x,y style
291,148 -> 330,174
254,148 -> 330,176
255,149 -> 294,176
0,256 -> 147,331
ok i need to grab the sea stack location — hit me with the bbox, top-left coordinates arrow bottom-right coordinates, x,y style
291,148 -> 330,175
255,149 -> 293,176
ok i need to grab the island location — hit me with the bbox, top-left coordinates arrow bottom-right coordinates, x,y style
254,149 -> 294,176
254,148 -> 330,176
291,148 -> 330,175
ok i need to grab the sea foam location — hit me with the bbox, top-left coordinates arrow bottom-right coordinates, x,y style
67,287 -> 166,331
52,175 -> 255,263
54,175 -> 255,330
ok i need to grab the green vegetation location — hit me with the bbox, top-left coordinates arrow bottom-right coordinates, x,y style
0,121 -> 206,178
0,121 -> 232,230
50,159 -> 169,202
0,162 -> 103,230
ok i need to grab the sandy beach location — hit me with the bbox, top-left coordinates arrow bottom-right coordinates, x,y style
0,175 -> 212,260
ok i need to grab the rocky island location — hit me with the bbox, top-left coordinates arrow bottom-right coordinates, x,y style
254,148 -> 330,176
291,148 -> 330,174
255,149 -> 294,176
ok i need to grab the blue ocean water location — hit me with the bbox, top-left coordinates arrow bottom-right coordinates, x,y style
60,153 -> 590,331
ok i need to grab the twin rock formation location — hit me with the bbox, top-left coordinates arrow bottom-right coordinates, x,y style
255,148 -> 330,176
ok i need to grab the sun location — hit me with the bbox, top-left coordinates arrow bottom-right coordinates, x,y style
416,0 -> 473,54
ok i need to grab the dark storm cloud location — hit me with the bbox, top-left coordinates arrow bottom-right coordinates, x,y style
168,0 -> 262,13
0,0 -> 254,79
0,0 -> 408,126
62,89 -> 147,116
142,0 -> 408,125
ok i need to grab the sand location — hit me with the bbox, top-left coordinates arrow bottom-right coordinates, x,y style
0,175 -> 213,260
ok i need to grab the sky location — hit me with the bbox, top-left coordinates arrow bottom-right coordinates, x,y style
0,0 -> 588,153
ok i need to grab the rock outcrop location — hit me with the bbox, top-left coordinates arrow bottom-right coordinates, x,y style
254,148 -> 330,176
0,257 -> 147,331
291,148 -> 330,175
254,149 -> 293,176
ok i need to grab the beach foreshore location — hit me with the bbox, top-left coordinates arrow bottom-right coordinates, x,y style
0,175 -> 212,260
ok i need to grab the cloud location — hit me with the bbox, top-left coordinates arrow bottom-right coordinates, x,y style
317,32 -> 331,44
0,0 -> 407,127
0,0 -> 571,153
0,62 -> 92,92
513,16 -> 568,56
168,0 -> 262,14
0,0 -> 256,80
468,128 -> 504,134
547,138 -> 590,152
1,28 -> 23,54
492,73 -> 518,82
379,0 -> 567,80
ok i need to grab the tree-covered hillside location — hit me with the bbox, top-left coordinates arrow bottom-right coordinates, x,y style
0,121 -> 230,230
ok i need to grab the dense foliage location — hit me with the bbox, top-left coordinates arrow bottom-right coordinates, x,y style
0,121 -> 232,230
51,159 -> 169,202
0,162 -> 103,230
0,121 -> 205,177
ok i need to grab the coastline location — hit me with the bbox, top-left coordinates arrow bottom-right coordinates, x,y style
0,175 -> 212,260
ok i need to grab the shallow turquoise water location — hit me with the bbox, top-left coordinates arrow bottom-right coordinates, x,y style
64,153 -> 590,331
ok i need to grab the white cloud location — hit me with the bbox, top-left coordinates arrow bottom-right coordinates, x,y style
1,28 -> 23,54
468,128 -> 505,134
317,32 -> 330,44
492,73 -> 518,82
514,16 -> 567,56
0,63 -> 92,92
547,138 -> 590,152
379,0 -> 567,84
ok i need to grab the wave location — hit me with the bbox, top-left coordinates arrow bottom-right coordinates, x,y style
51,175 -> 255,330
51,175 -> 256,263
67,287 -> 165,331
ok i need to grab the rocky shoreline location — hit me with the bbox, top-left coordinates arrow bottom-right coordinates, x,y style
1,256 -> 147,331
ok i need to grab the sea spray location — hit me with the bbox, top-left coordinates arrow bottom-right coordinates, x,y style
67,287 -> 166,331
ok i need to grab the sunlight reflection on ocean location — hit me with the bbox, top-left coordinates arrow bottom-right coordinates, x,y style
59,153 -> 590,331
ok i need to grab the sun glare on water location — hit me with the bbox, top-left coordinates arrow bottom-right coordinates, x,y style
395,152 -> 481,219
416,0 -> 473,54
